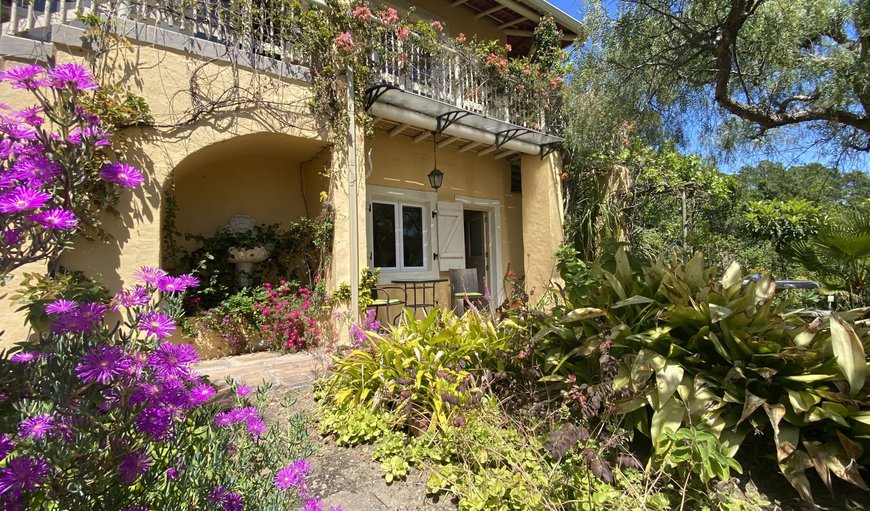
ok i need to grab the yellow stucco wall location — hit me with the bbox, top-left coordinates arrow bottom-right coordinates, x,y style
380,0 -> 505,42
365,128 -> 524,309
0,39 -> 329,348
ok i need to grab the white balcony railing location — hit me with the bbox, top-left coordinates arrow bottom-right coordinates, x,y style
2,0 -> 560,133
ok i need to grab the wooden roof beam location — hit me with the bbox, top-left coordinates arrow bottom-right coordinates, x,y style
498,17 -> 528,29
459,141 -> 483,153
389,123 -> 410,137
437,136 -> 461,148
478,145 -> 499,156
413,131 -> 431,143
476,5 -> 505,18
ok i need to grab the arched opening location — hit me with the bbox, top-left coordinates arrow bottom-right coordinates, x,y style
162,133 -> 331,309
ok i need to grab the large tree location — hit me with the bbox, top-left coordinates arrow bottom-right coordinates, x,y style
591,0 -> 870,153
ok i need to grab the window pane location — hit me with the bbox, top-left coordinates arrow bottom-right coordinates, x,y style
402,205 -> 424,268
372,203 -> 396,268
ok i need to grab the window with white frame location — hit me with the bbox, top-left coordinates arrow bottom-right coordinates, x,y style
368,198 -> 430,272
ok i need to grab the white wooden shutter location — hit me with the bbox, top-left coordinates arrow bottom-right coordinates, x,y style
437,201 -> 465,271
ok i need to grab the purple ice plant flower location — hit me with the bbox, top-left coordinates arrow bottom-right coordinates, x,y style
138,312 -> 176,340
148,342 -> 197,378
15,105 -> 44,127
118,449 -> 152,485
52,302 -> 108,334
0,186 -> 51,213
99,162 -> 143,188
178,273 -> 200,289
9,352 -> 39,364
223,493 -> 244,511
0,64 -> 47,89
2,123 -> 37,141
11,156 -> 61,186
112,285 -> 151,310
76,344 -> 130,384
2,229 -> 20,245
274,458 -> 312,490
135,405 -> 174,440
18,414 -> 54,440
155,276 -> 188,293
67,124 -> 111,146
245,417 -> 266,437
0,436 -> 13,461
133,266 -> 168,286
44,299 -> 77,315
301,498 -> 324,511
235,385 -> 252,397
190,384 -> 216,406
46,63 -> 99,90
30,208 -> 78,230
0,456 -> 50,496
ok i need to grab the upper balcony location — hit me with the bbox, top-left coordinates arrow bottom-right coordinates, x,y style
2,0 -> 577,154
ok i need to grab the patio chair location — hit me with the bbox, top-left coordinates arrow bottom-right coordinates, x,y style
367,285 -> 406,324
449,268 -> 486,313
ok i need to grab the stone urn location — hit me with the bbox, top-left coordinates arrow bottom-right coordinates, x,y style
228,246 -> 269,287
224,215 -> 269,287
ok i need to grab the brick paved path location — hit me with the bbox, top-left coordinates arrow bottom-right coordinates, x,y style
195,350 -> 329,389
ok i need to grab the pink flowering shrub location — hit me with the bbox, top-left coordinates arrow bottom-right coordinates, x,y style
254,281 -> 325,351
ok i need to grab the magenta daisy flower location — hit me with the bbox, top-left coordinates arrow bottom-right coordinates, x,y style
138,312 -> 176,340
274,458 -> 312,490
44,299 -> 77,315
245,417 -> 266,437
135,405 -> 174,440
67,125 -> 111,146
0,456 -> 50,495
18,414 -> 54,440
133,266 -> 168,286
301,498 -> 324,511
9,352 -> 39,364
178,274 -> 200,289
30,208 -> 78,230
0,64 -> 47,89
155,276 -> 187,293
11,156 -> 61,186
0,186 -> 51,213
189,384 -> 216,405
0,435 -> 13,461
76,345 -> 130,384
2,124 -> 37,141
46,63 -> 98,90
118,449 -> 152,485
16,105 -> 44,127
99,162 -> 143,188
112,285 -> 151,309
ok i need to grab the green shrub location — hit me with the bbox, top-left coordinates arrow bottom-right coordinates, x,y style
319,308 -> 508,433
536,247 -> 870,502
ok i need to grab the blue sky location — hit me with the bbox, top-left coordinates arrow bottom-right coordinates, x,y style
546,0 -> 870,174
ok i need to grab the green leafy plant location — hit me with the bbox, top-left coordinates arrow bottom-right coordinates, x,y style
534,247 -> 870,503
319,308 -> 507,433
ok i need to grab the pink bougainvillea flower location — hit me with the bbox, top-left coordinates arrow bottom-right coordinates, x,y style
334,32 -> 354,52
380,6 -> 398,24
47,63 -> 99,90
30,208 -> 78,230
352,5 -> 372,21
396,26 -> 410,42
99,162 -> 144,188
0,64 -> 47,89
0,186 -> 51,213
430,20 -> 443,32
